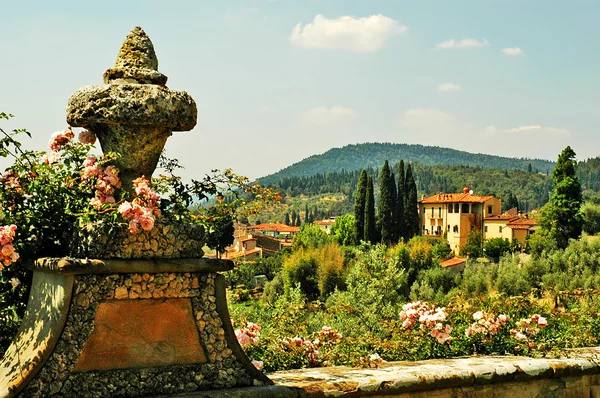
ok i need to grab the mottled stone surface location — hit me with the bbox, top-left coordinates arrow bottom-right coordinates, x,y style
19,272 -> 265,397
65,26 -> 197,190
69,220 -> 205,259
74,298 -> 207,371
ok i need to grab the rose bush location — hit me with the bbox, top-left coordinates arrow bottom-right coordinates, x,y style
0,113 -> 281,351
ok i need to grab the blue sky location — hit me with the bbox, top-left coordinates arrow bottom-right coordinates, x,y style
1,0 -> 599,180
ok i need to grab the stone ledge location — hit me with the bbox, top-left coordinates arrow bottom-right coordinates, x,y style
32,257 -> 234,274
160,348 -> 600,397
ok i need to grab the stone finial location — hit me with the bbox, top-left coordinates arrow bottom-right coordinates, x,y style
66,27 -> 197,190
103,26 -> 167,85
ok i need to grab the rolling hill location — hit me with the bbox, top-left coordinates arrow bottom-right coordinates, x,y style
258,142 -> 555,185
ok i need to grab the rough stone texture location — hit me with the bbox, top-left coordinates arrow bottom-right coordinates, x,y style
65,26 -> 197,190
69,220 -> 205,259
103,26 -> 167,85
19,272 -> 262,397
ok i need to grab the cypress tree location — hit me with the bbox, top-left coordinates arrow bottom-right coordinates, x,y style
284,213 -> 290,226
378,160 -> 393,244
397,160 -> 406,241
354,169 -> 368,242
365,176 -> 377,243
305,204 -> 309,224
291,210 -> 297,226
390,171 -> 398,242
404,163 -> 420,239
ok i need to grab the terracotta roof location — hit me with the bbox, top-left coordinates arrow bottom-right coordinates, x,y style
314,220 -> 335,226
248,223 -> 300,233
507,218 -> 538,229
223,248 -> 262,259
420,193 -> 495,204
240,237 -> 256,243
440,257 -> 467,268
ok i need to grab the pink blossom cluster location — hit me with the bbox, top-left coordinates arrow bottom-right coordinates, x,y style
42,151 -> 61,165
510,314 -> 548,342
251,360 -> 264,371
318,326 -> 342,340
280,336 -> 320,366
48,128 -> 74,152
400,301 -> 453,344
83,157 -> 122,210
234,322 -> 262,348
78,130 -> 97,145
1,171 -> 22,193
118,177 -> 161,234
465,311 -> 510,337
0,225 -> 19,269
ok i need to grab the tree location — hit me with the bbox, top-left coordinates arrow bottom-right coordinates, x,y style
390,171 -> 398,243
205,206 -> 235,259
330,213 -> 356,246
354,169 -> 367,242
542,146 -> 583,248
484,237 -> 511,260
284,212 -> 290,226
291,210 -> 298,226
293,224 -> 329,250
364,176 -> 377,243
460,229 -> 483,258
582,202 -> 600,235
378,160 -> 393,245
528,163 -> 533,173
396,160 -> 406,241
305,204 -> 310,224
404,163 -> 420,239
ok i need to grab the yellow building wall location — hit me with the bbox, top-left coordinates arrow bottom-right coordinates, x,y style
484,220 -> 513,241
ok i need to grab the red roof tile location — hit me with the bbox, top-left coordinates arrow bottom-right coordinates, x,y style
440,257 -> 467,268
420,193 -> 495,204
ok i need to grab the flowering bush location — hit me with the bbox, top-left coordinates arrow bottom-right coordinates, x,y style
400,301 -> 452,344
0,113 -> 281,351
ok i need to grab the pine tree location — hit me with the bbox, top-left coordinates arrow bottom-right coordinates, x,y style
404,163 -> 420,239
284,213 -> 290,226
364,176 -> 377,243
397,160 -> 406,241
545,146 -> 583,248
354,169 -> 368,242
378,160 -> 393,244
390,171 -> 398,242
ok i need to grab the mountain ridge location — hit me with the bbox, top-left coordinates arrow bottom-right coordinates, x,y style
258,142 -> 556,185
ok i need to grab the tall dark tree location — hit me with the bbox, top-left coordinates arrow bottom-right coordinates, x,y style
404,163 -> 420,239
528,163 -> 533,173
390,171 -> 398,242
305,204 -> 309,224
291,210 -> 298,226
354,169 -> 368,242
378,160 -> 394,244
397,160 -> 406,241
364,176 -> 377,243
284,212 -> 290,226
543,146 -> 583,248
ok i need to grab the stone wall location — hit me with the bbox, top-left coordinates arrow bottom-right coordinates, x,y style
174,348 -> 600,397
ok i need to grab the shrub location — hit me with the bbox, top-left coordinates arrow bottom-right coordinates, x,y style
293,224 -> 330,250
484,238 -> 512,259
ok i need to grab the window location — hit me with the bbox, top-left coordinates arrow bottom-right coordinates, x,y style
484,226 -> 488,233
453,225 -> 459,233
448,225 -> 451,231
431,207 -> 434,217
439,207 -> 442,218
454,204 -> 459,213
462,203 -> 469,213
488,205 -> 493,215
499,226 -> 503,233
448,204 -> 453,213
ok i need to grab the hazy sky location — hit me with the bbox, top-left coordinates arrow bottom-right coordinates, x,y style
1,0 -> 599,181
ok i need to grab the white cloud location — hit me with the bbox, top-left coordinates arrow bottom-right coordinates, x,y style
435,38 -> 489,49
302,106 -> 357,125
398,108 -> 570,158
502,47 -> 524,55
437,83 -> 462,93
290,14 -> 407,53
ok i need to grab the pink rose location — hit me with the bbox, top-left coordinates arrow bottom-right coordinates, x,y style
78,130 -> 97,145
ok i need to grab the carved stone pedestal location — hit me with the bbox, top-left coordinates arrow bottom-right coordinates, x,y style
0,258 -> 270,397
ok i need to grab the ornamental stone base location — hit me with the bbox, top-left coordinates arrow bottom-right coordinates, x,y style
0,258 -> 270,398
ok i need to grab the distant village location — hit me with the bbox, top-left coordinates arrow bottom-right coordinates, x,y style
223,186 -> 538,268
